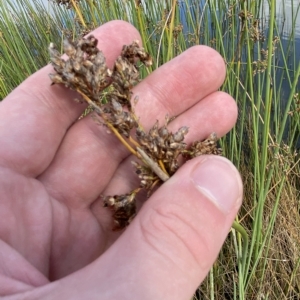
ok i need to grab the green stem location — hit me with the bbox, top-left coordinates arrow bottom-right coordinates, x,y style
232,220 -> 249,279
166,0 -> 177,62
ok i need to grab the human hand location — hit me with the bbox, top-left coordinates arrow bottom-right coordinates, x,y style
0,20 -> 242,299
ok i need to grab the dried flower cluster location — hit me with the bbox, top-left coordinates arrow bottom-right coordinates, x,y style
49,35 -> 221,230
288,93 -> 300,116
51,0 -> 80,9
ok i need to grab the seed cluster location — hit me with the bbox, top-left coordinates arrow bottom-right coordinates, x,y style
49,35 -> 222,230
49,36 -> 111,102
103,190 -> 138,230
184,133 -> 222,158
51,0 -> 81,9
136,122 -> 189,174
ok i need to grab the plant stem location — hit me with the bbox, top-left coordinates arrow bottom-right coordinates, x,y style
76,89 -> 138,156
136,148 -> 170,182
158,159 -> 168,175
166,0 -> 177,62
70,0 -> 86,28
232,220 -> 249,278
105,122 -> 138,156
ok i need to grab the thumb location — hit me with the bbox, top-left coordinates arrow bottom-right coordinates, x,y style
31,155 -> 242,300
103,155 -> 243,299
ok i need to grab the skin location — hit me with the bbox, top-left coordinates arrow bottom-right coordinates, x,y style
0,20 -> 243,299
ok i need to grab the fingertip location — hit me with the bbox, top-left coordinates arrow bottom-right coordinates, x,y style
184,45 -> 226,88
201,90 -> 238,137
190,155 -> 243,214
217,91 -> 238,132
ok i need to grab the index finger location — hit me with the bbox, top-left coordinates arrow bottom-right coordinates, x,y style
0,20 -> 141,177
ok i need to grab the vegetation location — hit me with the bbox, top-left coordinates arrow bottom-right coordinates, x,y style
0,0 -> 299,298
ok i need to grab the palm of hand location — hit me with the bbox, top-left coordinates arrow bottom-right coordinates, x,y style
1,168 -> 107,281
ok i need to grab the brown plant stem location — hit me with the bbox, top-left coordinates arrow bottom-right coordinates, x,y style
129,135 -> 141,148
70,0 -> 86,28
106,123 -> 138,156
137,148 -> 170,182
158,159 -> 168,175
76,89 -> 138,156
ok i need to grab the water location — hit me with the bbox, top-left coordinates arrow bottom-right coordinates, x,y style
179,1 -> 300,33
179,0 -> 300,51
178,0 -> 300,95
263,0 -> 300,84
272,0 -> 300,38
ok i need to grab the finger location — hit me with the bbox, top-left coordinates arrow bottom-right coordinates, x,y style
0,20 -> 141,177
166,91 -> 237,140
133,45 -> 226,129
24,155 -> 243,300
0,239 -> 49,295
39,46 -> 227,208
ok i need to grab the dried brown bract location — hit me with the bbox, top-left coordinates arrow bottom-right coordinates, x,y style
184,133 -> 222,158
48,35 -> 221,230
103,190 -> 139,231
136,123 -> 189,174
132,161 -> 159,191
49,36 -> 111,103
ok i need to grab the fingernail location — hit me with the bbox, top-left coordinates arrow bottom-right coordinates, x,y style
191,156 -> 242,214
